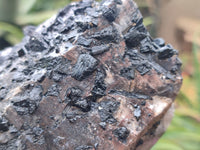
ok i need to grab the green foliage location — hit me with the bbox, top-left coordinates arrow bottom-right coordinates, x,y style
192,36 -> 200,111
152,114 -> 200,150
143,17 -> 153,27
17,0 -> 37,14
16,0 -> 72,25
29,0 -> 71,12
0,21 -> 23,45
16,10 -> 57,25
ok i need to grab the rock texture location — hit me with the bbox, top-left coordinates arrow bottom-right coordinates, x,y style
0,0 -> 182,149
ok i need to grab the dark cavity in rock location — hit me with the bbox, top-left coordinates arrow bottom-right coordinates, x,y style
120,67 -> 135,80
12,99 -> 38,115
114,0 -> 122,5
46,84 -> 60,97
72,98 -> 91,112
98,100 -> 120,124
65,87 -> 90,112
12,85 -> 43,115
102,3 -> 118,22
0,87 -> 8,101
0,116 -> 10,132
25,36 -> 46,52
17,48 -> 26,57
65,87 -> 82,102
91,68 -> 107,100
136,139 -> 144,147
113,127 -> 130,143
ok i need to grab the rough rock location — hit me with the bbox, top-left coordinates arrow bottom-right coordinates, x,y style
0,0 -> 182,150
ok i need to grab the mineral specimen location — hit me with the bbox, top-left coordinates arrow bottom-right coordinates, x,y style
0,0 -> 182,149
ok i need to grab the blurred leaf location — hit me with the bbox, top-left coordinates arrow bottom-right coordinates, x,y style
172,114 -> 200,133
17,0 -> 37,14
30,0 -> 71,12
164,131 -> 200,141
192,34 -> 200,111
16,0 -> 72,25
0,21 -> 23,44
177,91 -> 194,107
152,111 -> 200,150
175,108 -> 200,122
135,0 -> 148,8
0,0 -> 17,22
152,139 -> 184,150
144,17 -> 153,27
16,10 -> 57,25
5,34 -> 21,45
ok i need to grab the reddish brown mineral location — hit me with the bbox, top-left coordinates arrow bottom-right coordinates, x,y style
0,0 -> 182,149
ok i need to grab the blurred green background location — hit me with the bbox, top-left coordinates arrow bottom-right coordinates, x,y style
0,0 -> 200,149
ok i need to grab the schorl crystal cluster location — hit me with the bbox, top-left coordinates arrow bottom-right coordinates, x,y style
0,0 -> 182,149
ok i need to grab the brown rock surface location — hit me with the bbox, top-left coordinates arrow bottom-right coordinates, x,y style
0,0 -> 182,149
